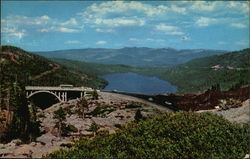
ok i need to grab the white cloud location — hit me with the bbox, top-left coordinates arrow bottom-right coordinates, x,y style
94,18 -> 145,27
155,24 -> 184,35
96,28 -> 114,32
1,15 -> 84,35
76,1 -> 249,33
195,17 -> 218,27
61,18 -> 79,26
96,40 -> 107,45
77,1 -> 188,29
3,15 -> 50,26
231,23 -> 247,28
79,1 -> 169,18
217,41 -> 227,45
235,40 -> 249,46
146,38 -> 165,42
65,40 -> 81,44
129,38 -> 139,41
155,24 -> 178,31
1,26 -> 26,39
58,27 -> 80,33
190,1 -> 217,12
189,1 -> 249,16
170,5 -> 186,14
38,27 -> 80,33
170,31 -> 184,35
227,1 -> 249,13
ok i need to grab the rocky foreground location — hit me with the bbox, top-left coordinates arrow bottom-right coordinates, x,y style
0,92 -> 249,158
0,92 -> 170,158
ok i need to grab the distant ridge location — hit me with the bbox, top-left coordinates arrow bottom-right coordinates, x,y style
35,47 -> 227,66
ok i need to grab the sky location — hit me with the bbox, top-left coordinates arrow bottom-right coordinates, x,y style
1,1 -> 249,51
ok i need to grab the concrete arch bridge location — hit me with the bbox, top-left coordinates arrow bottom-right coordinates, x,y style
25,86 -> 94,109
25,86 -> 95,102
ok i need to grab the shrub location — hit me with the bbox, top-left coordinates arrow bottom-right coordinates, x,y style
47,111 -> 250,159
125,104 -> 142,109
88,106 -> 115,117
218,98 -> 242,110
134,109 -> 143,122
61,124 -> 78,137
97,130 -> 109,137
92,89 -> 99,100
114,124 -> 122,129
87,122 -> 100,136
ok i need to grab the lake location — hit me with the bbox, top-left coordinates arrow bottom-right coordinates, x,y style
101,72 -> 177,95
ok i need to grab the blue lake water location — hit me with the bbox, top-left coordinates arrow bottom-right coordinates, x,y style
101,72 -> 177,95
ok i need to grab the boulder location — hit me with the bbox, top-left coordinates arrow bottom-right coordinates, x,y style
0,148 -> 13,156
81,131 -> 93,137
10,139 -> 22,145
36,133 -> 57,145
6,143 -> 15,149
13,145 -> 35,156
244,154 -> 249,159
109,129 -> 116,135
0,143 -> 5,149
30,142 -> 36,146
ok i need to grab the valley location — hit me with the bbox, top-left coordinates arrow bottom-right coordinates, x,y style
52,48 -> 250,93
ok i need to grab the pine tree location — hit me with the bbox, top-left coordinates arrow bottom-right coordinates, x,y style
77,97 -> 88,118
53,107 -> 66,137
92,89 -> 99,100
88,122 -> 100,136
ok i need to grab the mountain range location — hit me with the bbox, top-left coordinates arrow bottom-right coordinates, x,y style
35,47 -> 227,66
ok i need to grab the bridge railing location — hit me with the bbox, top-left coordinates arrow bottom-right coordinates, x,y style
25,86 -> 93,91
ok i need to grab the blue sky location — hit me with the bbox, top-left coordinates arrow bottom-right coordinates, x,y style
1,1 -> 249,51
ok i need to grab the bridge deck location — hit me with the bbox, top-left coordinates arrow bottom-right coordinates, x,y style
25,86 -> 93,91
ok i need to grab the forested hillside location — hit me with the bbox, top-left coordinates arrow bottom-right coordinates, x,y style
1,46 -> 107,89
0,45 -> 106,142
161,48 -> 250,93
52,58 -> 135,77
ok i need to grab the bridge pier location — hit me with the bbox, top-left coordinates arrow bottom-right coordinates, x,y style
61,92 -> 68,102
58,92 -> 61,100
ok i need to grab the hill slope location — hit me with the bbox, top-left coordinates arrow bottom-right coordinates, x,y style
0,46 -> 107,89
0,45 -> 106,141
51,58 -> 135,77
36,47 -> 227,66
160,48 -> 250,93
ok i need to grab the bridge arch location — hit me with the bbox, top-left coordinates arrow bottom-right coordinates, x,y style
27,90 -> 62,102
